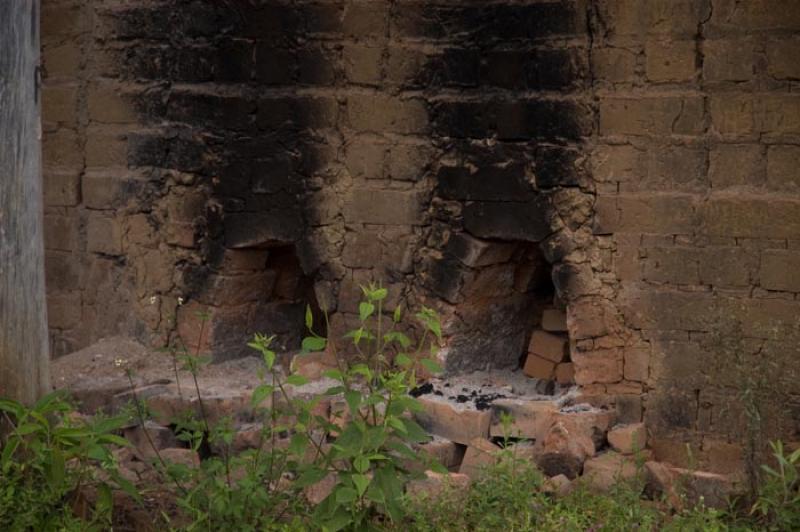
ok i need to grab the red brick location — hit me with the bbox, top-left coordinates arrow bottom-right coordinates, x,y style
528,330 -> 567,362
523,353 -> 555,380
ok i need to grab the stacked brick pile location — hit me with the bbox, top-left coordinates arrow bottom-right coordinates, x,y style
522,308 -> 574,385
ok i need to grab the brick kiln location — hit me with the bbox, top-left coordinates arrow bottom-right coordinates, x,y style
40,0 -> 800,479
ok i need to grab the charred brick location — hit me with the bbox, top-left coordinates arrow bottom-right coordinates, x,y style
463,199 -> 552,242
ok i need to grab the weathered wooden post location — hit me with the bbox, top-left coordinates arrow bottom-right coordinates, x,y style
0,0 -> 50,403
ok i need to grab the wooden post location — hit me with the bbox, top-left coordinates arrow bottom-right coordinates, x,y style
0,0 -> 50,403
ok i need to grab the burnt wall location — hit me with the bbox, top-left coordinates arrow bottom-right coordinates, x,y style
40,0 -> 800,471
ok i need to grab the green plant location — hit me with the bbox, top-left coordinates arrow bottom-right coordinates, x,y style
0,391 -> 137,530
750,440 -> 800,530
144,283 -> 445,531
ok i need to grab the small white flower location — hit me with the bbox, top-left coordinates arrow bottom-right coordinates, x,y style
177,297 -> 185,306
114,358 -> 127,368
149,295 -> 157,305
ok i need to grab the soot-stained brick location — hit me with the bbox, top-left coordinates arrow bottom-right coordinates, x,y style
437,161 -> 534,201
463,199 -> 552,242
535,147 -> 587,188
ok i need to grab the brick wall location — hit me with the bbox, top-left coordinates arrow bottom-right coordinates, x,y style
40,0 -> 800,468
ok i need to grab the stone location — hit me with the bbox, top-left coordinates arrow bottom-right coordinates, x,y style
523,353 -> 556,380
413,436 -> 465,470
406,470 -> 470,499
541,309 -> 568,332
582,452 -> 639,492
304,473 -> 337,505
159,448 -> 200,468
644,461 -> 738,510
459,438 -> 501,478
608,423 -> 647,454
291,351 -> 337,380
542,473 -> 572,496
489,398 -> 558,439
536,420 -> 595,479
124,421 -> 179,460
414,396 -> 492,445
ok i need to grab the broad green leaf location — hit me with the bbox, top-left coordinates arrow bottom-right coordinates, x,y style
394,353 -> 412,368
359,302 -> 375,321
335,486 -> 357,504
420,358 -> 443,374
295,467 -> 329,488
350,364 -> 372,380
344,390 -> 361,416
323,369 -> 345,382
353,455 -> 370,474
287,374 -> 309,386
251,384 -> 274,407
352,473 -> 370,496
302,336 -> 327,352
370,288 -> 388,302
393,305 -> 402,323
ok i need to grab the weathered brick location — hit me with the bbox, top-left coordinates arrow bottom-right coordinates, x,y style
703,40 -> 755,82
343,189 -> 425,225
343,45 -> 383,85
386,143 -> 432,181
414,396 -> 491,445
43,42 -> 81,78
766,39 -> 800,80
623,346 -> 650,381
709,144 -> 763,188
86,215 -> 124,255
600,97 -> 704,136
529,331 -> 567,363
608,423 -> 647,454
459,438 -> 501,478
572,349 -> 623,384
42,85 -> 78,125
760,250 -> 800,292
555,362 -> 575,385
43,170 -> 80,207
767,145 -> 800,191
592,145 -> 645,183
88,85 -> 138,124
759,95 -> 800,136
225,211 -> 303,248
592,47 -> 638,83
645,40 -> 696,82
642,146 -> 707,191
197,271 -> 277,306
345,139 -> 386,179
342,1 -> 389,38
85,129 -> 128,168
523,353 -> 556,380
297,45 -> 337,86
642,247 -> 700,285
43,130 -> 82,170
702,198 -> 800,239
710,94 -> 754,137
594,194 -> 697,235
45,252 -> 82,292
47,291 -> 82,329
44,214 -> 79,252
463,199 -> 551,241
489,399 -> 557,439
708,0 -> 800,33
542,309 -> 568,332
698,247 -> 757,287
82,174 -> 142,209
347,95 -> 428,134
